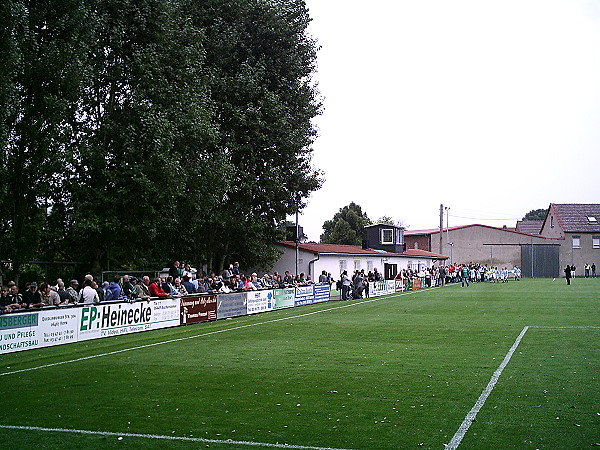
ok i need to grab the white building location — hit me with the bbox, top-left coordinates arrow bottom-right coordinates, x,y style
273,241 -> 445,281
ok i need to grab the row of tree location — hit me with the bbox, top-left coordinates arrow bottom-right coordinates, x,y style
0,0 -> 322,282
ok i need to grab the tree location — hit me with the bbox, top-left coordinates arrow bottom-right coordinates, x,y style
522,208 -> 547,221
320,202 -> 372,245
0,0 -> 323,279
375,216 -> 408,229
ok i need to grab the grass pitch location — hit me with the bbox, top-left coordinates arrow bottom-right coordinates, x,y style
0,278 -> 598,449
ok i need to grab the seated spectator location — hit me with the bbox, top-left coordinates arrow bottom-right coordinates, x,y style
218,280 -> 232,293
80,279 -> 100,304
2,285 -> 27,312
162,277 -> 173,296
66,280 -> 80,303
122,275 -> 136,299
135,276 -> 152,301
250,273 -> 262,289
23,282 -> 44,308
0,286 -> 9,311
173,277 -> 188,296
242,276 -> 256,291
182,276 -> 196,294
149,277 -> 169,298
40,282 -> 63,306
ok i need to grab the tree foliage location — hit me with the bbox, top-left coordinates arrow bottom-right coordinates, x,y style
320,202 -> 372,246
522,208 -> 547,221
0,0 -> 322,281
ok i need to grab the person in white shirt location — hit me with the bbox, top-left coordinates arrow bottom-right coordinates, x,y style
79,279 -> 99,304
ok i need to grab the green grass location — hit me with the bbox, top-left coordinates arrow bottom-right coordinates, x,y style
0,279 -> 598,449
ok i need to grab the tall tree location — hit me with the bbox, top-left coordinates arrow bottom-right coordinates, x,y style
321,202 -> 372,246
189,0 -> 323,270
0,0 -> 92,281
1,0 -> 323,279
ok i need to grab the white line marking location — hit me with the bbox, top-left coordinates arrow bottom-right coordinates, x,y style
446,326 -> 530,450
529,326 -> 600,329
0,424 -> 354,450
0,288 -> 431,377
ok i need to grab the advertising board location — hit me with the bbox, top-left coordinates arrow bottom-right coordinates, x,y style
180,295 -> 217,325
273,288 -> 295,310
217,292 -> 247,319
246,289 -> 274,315
0,308 -> 79,354
78,299 -> 180,341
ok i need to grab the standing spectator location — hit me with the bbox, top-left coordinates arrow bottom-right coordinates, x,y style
66,280 -> 80,303
564,265 -> 572,285
80,279 -> 100,304
56,281 -> 70,303
592,263 -> 597,278
106,276 -> 122,301
232,262 -> 241,276
584,264 -> 590,278
168,261 -> 180,279
341,270 -> 351,300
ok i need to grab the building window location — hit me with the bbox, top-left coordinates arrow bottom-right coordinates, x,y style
593,236 -> 600,249
354,260 -> 361,271
367,260 -> 374,271
551,216 -> 554,228
588,216 -> 598,224
572,236 -> 581,249
381,229 -> 393,244
339,260 -> 347,273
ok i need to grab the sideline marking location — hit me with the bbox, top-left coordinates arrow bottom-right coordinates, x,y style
446,326 -> 530,450
0,424 -> 354,450
0,287 -> 433,377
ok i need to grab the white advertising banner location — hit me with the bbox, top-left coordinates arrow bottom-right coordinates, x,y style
246,289 -> 274,315
0,308 -> 80,354
78,299 -> 180,341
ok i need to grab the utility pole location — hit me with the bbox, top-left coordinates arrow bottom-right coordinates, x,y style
439,204 -> 444,256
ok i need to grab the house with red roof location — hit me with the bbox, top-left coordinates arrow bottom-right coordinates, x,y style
273,224 -> 446,280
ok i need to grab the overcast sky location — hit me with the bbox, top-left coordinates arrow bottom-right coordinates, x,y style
295,0 -> 600,241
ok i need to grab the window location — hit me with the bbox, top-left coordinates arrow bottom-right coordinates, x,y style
367,260 -> 374,271
572,235 -> 581,249
593,236 -> 600,249
354,260 -> 361,271
339,260 -> 347,273
588,216 -> 597,224
550,216 -> 554,228
381,228 -> 393,244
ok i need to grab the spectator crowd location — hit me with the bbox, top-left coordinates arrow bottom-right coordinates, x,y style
0,260 -> 329,314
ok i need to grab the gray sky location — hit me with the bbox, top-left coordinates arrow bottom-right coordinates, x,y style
296,0 -> 600,241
